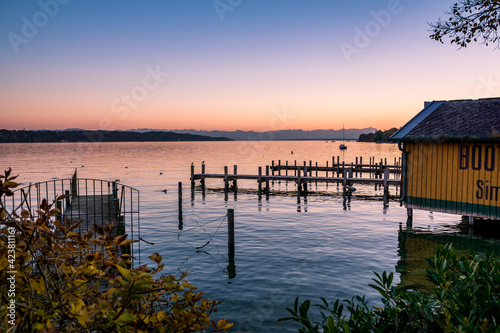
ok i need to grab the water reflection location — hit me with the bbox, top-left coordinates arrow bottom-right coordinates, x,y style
397,221 -> 500,292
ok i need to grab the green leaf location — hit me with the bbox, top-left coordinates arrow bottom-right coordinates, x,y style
114,313 -> 137,326
299,299 -> 311,318
132,280 -> 153,293
115,264 -> 133,283
3,181 -> 19,188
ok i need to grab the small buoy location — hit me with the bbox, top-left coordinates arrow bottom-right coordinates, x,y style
160,172 -> 163,175
125,166 -> 128,168
291,151 -> 293,154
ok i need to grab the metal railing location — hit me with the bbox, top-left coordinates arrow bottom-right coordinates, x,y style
2,177 -> 141,265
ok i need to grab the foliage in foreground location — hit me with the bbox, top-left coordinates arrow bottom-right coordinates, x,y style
0,168 -> 233,332
280,244 -> 500,332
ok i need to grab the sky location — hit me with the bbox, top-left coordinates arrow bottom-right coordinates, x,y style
0,0 -> 499,132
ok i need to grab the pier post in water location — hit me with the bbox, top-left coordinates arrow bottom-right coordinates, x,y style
233,165 -> 238,190
190,164 -> 195,188
227,209 -> 236,279
297,167 -> 302,200
201,162 -> 206,191
406,208 -> 413,228
265,165 -> 270,193
383,169 -> 389,195
258,167 -> 262,200
224,166 -> 229,191
178,182 -> 183,228
224,166 -> 229,201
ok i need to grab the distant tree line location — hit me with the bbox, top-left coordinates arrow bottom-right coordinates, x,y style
357,128 -> 398,143
0,130 -> 232,143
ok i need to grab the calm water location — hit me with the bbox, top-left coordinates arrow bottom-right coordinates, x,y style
1,141 -> 491,332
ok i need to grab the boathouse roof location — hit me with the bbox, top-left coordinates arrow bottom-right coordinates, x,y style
391,97 -> 500,142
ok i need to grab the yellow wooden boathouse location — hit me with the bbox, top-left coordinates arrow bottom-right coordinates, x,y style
391,98 -> 500,220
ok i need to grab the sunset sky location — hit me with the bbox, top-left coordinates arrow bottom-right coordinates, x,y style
0,0 -> 498,132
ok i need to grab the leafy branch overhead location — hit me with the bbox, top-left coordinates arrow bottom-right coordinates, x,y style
0,169 -> 233,332
429,0 -> 500,48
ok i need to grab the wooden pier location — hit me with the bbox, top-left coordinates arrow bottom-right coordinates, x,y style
63,194 -> 121,237
6,175 -> 141,264
190,157 -> 402,201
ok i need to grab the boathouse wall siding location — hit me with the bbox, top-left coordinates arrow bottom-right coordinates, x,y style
405,141 -> 500,219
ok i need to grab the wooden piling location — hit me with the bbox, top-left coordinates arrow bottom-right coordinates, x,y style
360,157 -> 363,177
227,209 -> 235,257
258,167 -> 262,199
343,169 -> 347,191
190,164 -> 195,188
383,169 -> 389,194
303,167 -> 308,193
265,165 -> 270,192
407,208 -> 413,228
297,167 -> 302,199
224,166 -> 229,192
178,182 -> 183,225
201,162 -> 206,189
227,209 -> 236,279
233,165 -> 238,189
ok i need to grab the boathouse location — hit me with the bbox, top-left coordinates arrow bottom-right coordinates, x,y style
391,98 -> 500,220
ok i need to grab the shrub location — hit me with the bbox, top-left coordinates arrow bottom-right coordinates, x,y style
279,244 -> 500,332
0,168 -> 233,332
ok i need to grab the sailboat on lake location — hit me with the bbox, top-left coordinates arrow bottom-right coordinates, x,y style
339,125 -> 347,150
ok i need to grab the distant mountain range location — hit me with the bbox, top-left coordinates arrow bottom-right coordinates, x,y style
0,130 -> 232,143
0,127 -> 379,143
131,128 -> 377,140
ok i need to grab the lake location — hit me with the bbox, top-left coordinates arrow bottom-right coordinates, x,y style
2,141 -> 497,332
